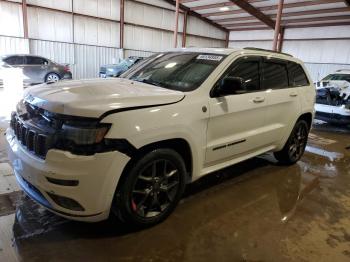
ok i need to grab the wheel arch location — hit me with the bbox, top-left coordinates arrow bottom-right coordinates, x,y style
297,112 -> 313,130
116,138 -> 193,192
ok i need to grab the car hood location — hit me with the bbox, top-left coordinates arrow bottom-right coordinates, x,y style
23,78 -> 185,118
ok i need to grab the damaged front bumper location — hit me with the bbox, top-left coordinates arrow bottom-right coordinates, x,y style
6,128 -> 130,222
315,104 -> 350,125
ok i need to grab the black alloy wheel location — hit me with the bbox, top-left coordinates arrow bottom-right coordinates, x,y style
131,159 -> 180,218
113,148 -> 186,227
274,120 -> 309,165
287,122 -> 308,162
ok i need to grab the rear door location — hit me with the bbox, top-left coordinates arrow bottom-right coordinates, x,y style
262,58 -> 301,145
206,56 -> 270,165
23,56 -> 49,84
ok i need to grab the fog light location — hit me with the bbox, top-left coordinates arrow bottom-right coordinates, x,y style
47,192 -> 85,211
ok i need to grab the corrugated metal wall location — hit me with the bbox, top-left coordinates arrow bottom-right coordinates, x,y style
0,1 -> 24,37
123,0 -> 227,53
1,0 -> 122,79
305,63 -> 350,82
229,26 -> 350,81
0,36 -> 29,55
1,0 -> 228,80
29,39 -> 121,79
72,44 -> 121,79
187,16 -> 226,41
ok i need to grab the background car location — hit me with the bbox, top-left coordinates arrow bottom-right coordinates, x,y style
0,54 -> 72,86
315,69 -> 350,125
99,56 -> 143,78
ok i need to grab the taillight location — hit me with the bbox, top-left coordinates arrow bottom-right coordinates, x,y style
63,65 -> 70,72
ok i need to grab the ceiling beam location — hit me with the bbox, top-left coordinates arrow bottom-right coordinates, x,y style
203,0 -> 345,17
286,21 -> 350,28
228,21 -> 350,30
228,0 -> 275,28
229,27 -> 270,31
164,0 -> 228,32
190,0 -> 265,11
284,15 -> 350,24
224,15 -> 350,28
215,7 -> 350,24
181,0 -> 200,3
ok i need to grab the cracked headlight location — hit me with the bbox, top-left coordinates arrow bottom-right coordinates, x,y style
62,123 -> 111,145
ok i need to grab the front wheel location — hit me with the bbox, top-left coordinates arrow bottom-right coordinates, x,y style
274,120 -> 309,165
113,148 -> 186,227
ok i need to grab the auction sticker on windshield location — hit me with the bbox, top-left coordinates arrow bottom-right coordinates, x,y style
196,55 -> 223,61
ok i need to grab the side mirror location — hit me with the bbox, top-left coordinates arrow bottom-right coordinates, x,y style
215,76 -> 244,97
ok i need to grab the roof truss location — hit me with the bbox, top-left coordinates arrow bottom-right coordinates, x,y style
175,0 -> 350,31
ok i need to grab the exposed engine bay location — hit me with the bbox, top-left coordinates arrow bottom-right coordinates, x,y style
315,79 -> 350,108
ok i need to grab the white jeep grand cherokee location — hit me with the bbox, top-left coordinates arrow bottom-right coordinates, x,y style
6,48 -> 315,226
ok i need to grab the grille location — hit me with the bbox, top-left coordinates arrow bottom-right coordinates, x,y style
11,114 -> 52,158
100,66 -> 107,74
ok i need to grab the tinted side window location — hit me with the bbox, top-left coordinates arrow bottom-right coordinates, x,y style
26,56 -> 48,65
226,61 -> 260,92
4,56 -> 24,65
263,62 -> 289,89
288,62 -> 309,86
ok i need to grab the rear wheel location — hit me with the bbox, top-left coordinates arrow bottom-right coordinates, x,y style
45,72 -> 60,82
274,120 -> 309,165
113,148 -> 186,227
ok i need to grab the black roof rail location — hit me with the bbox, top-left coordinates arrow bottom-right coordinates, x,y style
243,47 -> 293,57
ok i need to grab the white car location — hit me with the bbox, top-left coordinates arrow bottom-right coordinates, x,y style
6,48 -> 315,227
315,69 -> 350,125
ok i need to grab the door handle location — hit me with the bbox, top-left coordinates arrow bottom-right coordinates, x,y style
253,97 -> 265,103
290,92 -> 298,97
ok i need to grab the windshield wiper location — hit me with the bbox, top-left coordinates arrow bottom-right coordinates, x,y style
133,78 -> 161,87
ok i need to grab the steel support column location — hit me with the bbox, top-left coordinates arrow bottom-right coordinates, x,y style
120,0 -> 125,49
225,31 -> 230,48
272,0 -> 284,51
173,0 -> 180,48
182,11 -> 188,48
22,0 -> 28,38
277,27 -> 285,52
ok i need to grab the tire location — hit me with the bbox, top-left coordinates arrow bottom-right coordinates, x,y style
274,120 -> 309,165
45,72 -> 60,83
112,148 -> 186,227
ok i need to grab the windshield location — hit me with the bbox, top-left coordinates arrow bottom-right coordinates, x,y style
119,58 -> 135,67
322,74 -> 350,82
121,52 -> 226,92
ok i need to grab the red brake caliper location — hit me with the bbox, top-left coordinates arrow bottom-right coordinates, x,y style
131,200 -> 137,211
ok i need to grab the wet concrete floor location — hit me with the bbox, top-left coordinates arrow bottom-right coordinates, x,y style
1,120 -> 350,262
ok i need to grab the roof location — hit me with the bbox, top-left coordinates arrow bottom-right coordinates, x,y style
167,47 -> 240,55
168,47 -> 294,57
335,69 -> 350,74
172,0 -> 350,31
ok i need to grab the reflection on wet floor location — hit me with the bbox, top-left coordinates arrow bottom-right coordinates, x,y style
1,121 -> 350,261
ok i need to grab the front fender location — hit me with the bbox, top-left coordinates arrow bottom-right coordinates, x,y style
101,97 -> 209,180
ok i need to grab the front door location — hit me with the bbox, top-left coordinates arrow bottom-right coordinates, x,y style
206,56 -> 270,165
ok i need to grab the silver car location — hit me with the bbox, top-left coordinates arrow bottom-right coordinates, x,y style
0,54 -> 72,86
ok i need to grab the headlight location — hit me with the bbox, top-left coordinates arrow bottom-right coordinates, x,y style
107,68 -> 115,72
16,99 -> 27,116
62,123 -> 111,145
